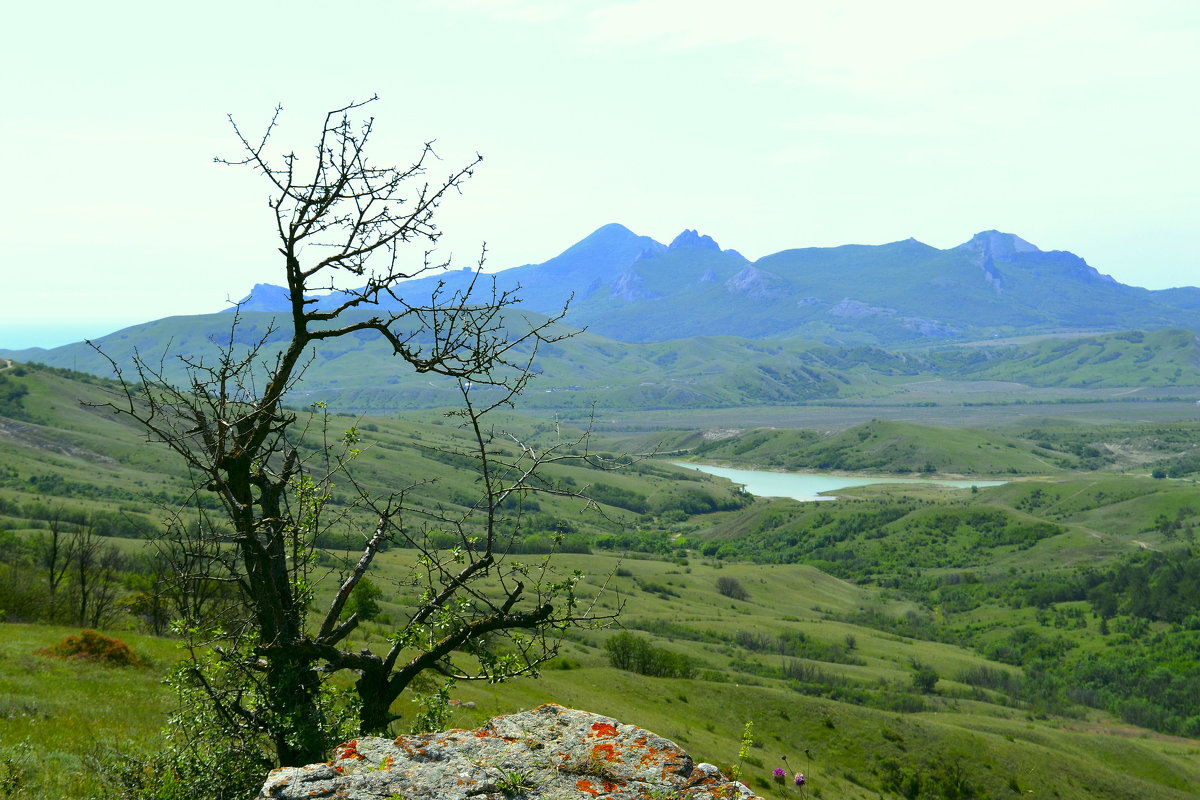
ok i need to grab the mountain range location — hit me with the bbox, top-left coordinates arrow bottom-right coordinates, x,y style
5,225 -> 1199,414
230,224 -> 1200,346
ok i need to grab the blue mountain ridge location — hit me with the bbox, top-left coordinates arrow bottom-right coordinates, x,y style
225,225 -> 1200,346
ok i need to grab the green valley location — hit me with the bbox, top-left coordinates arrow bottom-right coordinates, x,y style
2,362 -> 1199,798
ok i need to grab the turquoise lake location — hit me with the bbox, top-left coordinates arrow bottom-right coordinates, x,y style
672,462 -> 1006,501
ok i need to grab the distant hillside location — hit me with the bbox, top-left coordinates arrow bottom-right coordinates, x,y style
220,224 -> 1200,346
933,328 -> 1200,388
4,318 -> 1199,415
0,363 -> 749,535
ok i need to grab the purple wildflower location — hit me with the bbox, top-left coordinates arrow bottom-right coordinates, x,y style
794,772 -> 806,787
773,768 -> 787,783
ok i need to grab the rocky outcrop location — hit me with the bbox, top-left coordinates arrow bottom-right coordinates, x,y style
724,266 -> 786,300
610,268 -> 652,302
668,229 -> 722,251
827,298 -> 895,319
258,704 -> 759,800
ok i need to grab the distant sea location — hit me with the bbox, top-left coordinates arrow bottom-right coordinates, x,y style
0,321 -> 129,351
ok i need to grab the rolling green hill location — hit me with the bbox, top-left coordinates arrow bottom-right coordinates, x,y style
4,317 -> 1199,416
932,328 -> 1200,388
0,363 -> 749,548
689,420 -> 1069,476
684,416 -> 1200,479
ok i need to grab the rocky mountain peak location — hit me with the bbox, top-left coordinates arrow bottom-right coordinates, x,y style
957,230 -> 1041,260
225,283 -> 294,313
668,229 -> 721,251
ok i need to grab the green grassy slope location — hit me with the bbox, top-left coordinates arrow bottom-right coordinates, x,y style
3,366 -> 1200,798
0,363 -> 748,547
0,624 -> 181,798
6,551 -> 1200,799
933,328 -> 1200,388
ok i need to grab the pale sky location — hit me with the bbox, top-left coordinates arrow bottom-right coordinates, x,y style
2,0 -> 1198,348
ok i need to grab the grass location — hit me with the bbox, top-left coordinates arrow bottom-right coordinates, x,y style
0,624 -> 179,798
354,550 -> 1200,799
437,657 -> 1200,800
4,534 -> 1200,799
3,364 -> 1200,798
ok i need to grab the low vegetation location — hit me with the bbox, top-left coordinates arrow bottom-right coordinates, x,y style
2,364 -> 1200,798
34,630 -> 143,667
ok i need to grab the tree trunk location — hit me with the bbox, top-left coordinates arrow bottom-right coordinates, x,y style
355,663 -> 394,736
267,651 -> 326,766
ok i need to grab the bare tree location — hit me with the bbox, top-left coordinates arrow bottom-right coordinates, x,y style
40,510 -> 74,617
36,511 -> 124,627
69,519 -> 124,629
92,98 -> 616,767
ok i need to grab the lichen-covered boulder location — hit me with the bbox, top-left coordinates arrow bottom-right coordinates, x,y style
258,704 -> 759,799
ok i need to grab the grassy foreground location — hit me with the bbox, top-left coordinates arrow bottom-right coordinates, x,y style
5,549 -> 1199,799
0,625 -> 179,798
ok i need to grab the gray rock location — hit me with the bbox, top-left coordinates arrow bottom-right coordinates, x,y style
258,704 -> 760,799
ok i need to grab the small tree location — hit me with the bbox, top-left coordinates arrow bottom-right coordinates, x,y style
716,575 -> 750,601
348,576 -> 383,622
94,98 -> 616,767
911,661 -> 940,694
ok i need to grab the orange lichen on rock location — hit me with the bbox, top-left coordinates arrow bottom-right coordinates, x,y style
592,743 -> 621,762
590,722 -> 619,738
334,740 -> 366,761
576,779 -> 599,795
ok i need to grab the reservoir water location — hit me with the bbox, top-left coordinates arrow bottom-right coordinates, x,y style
673,462 -> 1006,502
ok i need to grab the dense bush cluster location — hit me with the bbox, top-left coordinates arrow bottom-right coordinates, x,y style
1083,547 -> 1200,622
604,631 -> 694,678
0,372 -> 30,420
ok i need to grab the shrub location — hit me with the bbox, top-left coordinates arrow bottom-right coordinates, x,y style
36,630 -> 143,667
910,662 -> 939,694
0,739 -> 34,797
716,576 -> 750,601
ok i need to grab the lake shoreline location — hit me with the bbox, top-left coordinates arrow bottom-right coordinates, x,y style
675,459 -> 1019,483
671,461 -> 1009,501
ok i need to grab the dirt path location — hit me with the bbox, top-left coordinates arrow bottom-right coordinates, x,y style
1058,481 -> 1098,506
0,359 -> 12,372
